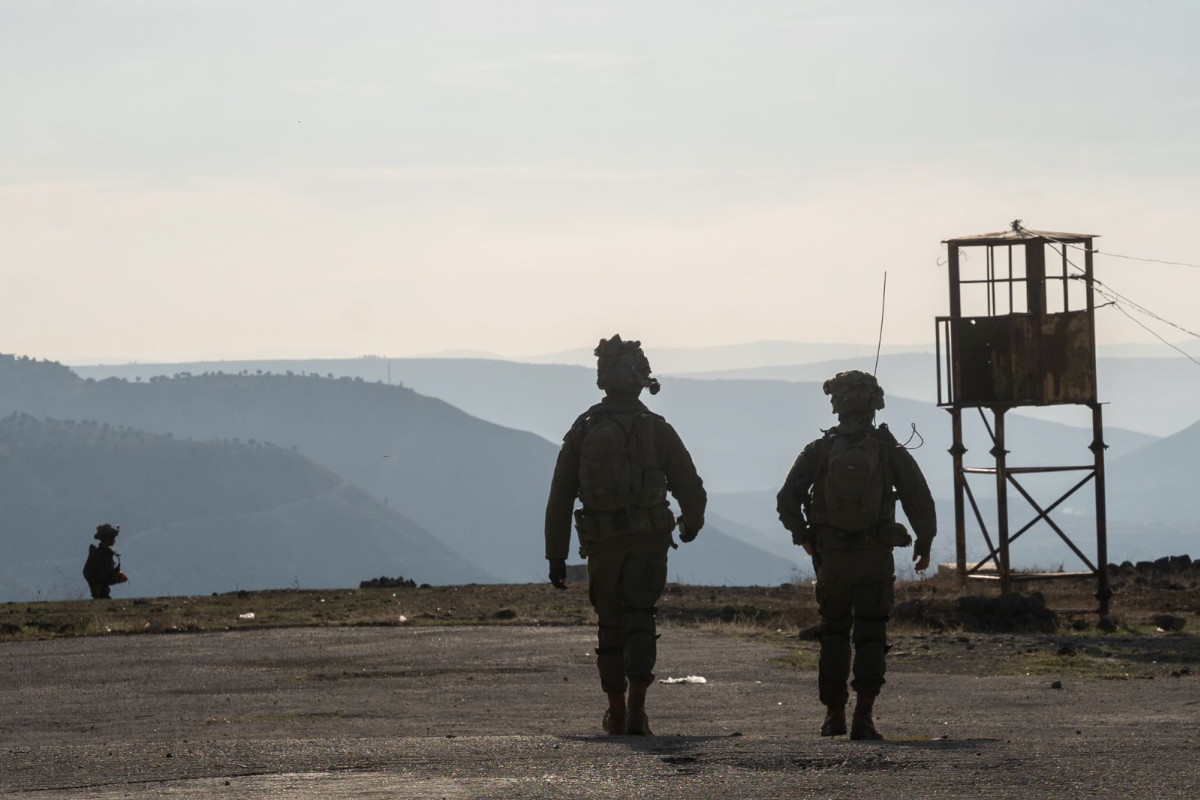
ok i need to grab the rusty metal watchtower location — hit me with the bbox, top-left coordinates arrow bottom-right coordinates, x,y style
935,223 -> 1111,615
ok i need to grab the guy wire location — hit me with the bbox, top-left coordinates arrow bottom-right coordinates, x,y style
873,270 -> 888,376
1018,223 -> 1200,367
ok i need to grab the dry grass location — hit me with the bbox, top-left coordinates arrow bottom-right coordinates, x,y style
3,571 -> 1197,682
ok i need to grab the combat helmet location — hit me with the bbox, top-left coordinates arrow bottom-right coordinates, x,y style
595,334 -> 661,396
94,523 -> 120,541
823,370 -> 885,416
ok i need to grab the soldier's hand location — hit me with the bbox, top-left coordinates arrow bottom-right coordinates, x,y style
117,572 -> 129,583
548,558 -> 568,590
677,517 -> 700,543
913,553 -> 931,572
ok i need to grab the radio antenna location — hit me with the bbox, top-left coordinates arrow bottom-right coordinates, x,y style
873,270 -> 888,375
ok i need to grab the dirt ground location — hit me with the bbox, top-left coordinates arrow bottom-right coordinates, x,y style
3,605 -> 1199,798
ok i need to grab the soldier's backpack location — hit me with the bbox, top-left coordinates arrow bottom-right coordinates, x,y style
577,411 -> 667,511
81,545 -> 102,585
818,432 -> 888,531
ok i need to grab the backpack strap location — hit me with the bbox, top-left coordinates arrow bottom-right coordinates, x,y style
635,411 -> 658,478
871,425 -> 897,512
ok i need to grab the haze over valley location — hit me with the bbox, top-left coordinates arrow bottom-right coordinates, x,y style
2,338 -> 1197,601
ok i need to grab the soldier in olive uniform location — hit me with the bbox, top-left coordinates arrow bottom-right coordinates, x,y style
82,523 -> 128,600
777,371 -> 936,740
545,335 -> 707,736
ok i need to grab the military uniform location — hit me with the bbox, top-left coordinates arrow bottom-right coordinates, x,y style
82,524 -> 125,600
546,395 -> 706,696
777,371 -> 935,739
544,335 -> 706,735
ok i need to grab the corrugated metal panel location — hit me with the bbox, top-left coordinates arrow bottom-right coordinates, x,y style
948,311 -> 1095,406
1040,311 -> 1095,403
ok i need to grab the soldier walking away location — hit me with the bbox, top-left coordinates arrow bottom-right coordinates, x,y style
777,371 -> 936,740
82,523 -> 128,600
545,335 -> 707,736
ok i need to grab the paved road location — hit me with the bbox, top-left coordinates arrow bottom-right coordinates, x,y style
2,626 -> 1197,798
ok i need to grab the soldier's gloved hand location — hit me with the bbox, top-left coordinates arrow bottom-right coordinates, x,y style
677,517 -> 701,543
548,558 -> 568,589
913,552 -> 931,572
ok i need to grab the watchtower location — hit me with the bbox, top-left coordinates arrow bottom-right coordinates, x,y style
935,223 -> 1111,615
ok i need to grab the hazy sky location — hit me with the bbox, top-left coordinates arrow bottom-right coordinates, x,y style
4,1 -> 1200,364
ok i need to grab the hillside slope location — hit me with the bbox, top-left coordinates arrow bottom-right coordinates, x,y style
68,355 -> 1155,495
0,413 -> 489,601
0,356 -> 558,583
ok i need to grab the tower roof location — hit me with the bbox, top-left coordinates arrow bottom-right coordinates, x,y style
943,228 -> 1098,247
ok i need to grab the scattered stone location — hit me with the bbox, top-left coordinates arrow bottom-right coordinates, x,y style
1097,616 -> 1119,633
1050,681 -> 1063,689
494,609 -> 517,620
1070,618 -> 1090,631
1152,614 -> 1186,632
955,595 -> 987,618
951,592 -> 1057,633
1056,645 -> 1077,657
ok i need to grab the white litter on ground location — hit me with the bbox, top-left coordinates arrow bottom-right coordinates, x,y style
238,612 -> 255,620
659,675 -> 707,684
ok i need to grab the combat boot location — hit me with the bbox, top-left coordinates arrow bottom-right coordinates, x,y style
820,703 -> 847,736
849,694 -> 883,740
602,691 -> 627,736
624,679 -> 654,736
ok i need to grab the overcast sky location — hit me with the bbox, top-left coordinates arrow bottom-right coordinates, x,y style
4,1 -> 1200,364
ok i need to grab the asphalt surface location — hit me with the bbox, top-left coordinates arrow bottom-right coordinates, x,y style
2,625 -> 1197,798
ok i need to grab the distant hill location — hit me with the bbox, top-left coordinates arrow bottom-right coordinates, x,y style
518,341 -> 927,372
517,338 -> 1200,375
3,354 -> 812,587
666,522 -> 803,586
672,351 -> 1200,439
63,351 -> 1192,569
0,413 -> 488,602
1,355 -> 559,584
69,356 -> 1156,493
1105,419 -> 1200,527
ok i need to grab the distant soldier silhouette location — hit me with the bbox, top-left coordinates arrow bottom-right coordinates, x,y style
82,523 -> 128,599
545,335 -> 707,735
777,370 -> 936,740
